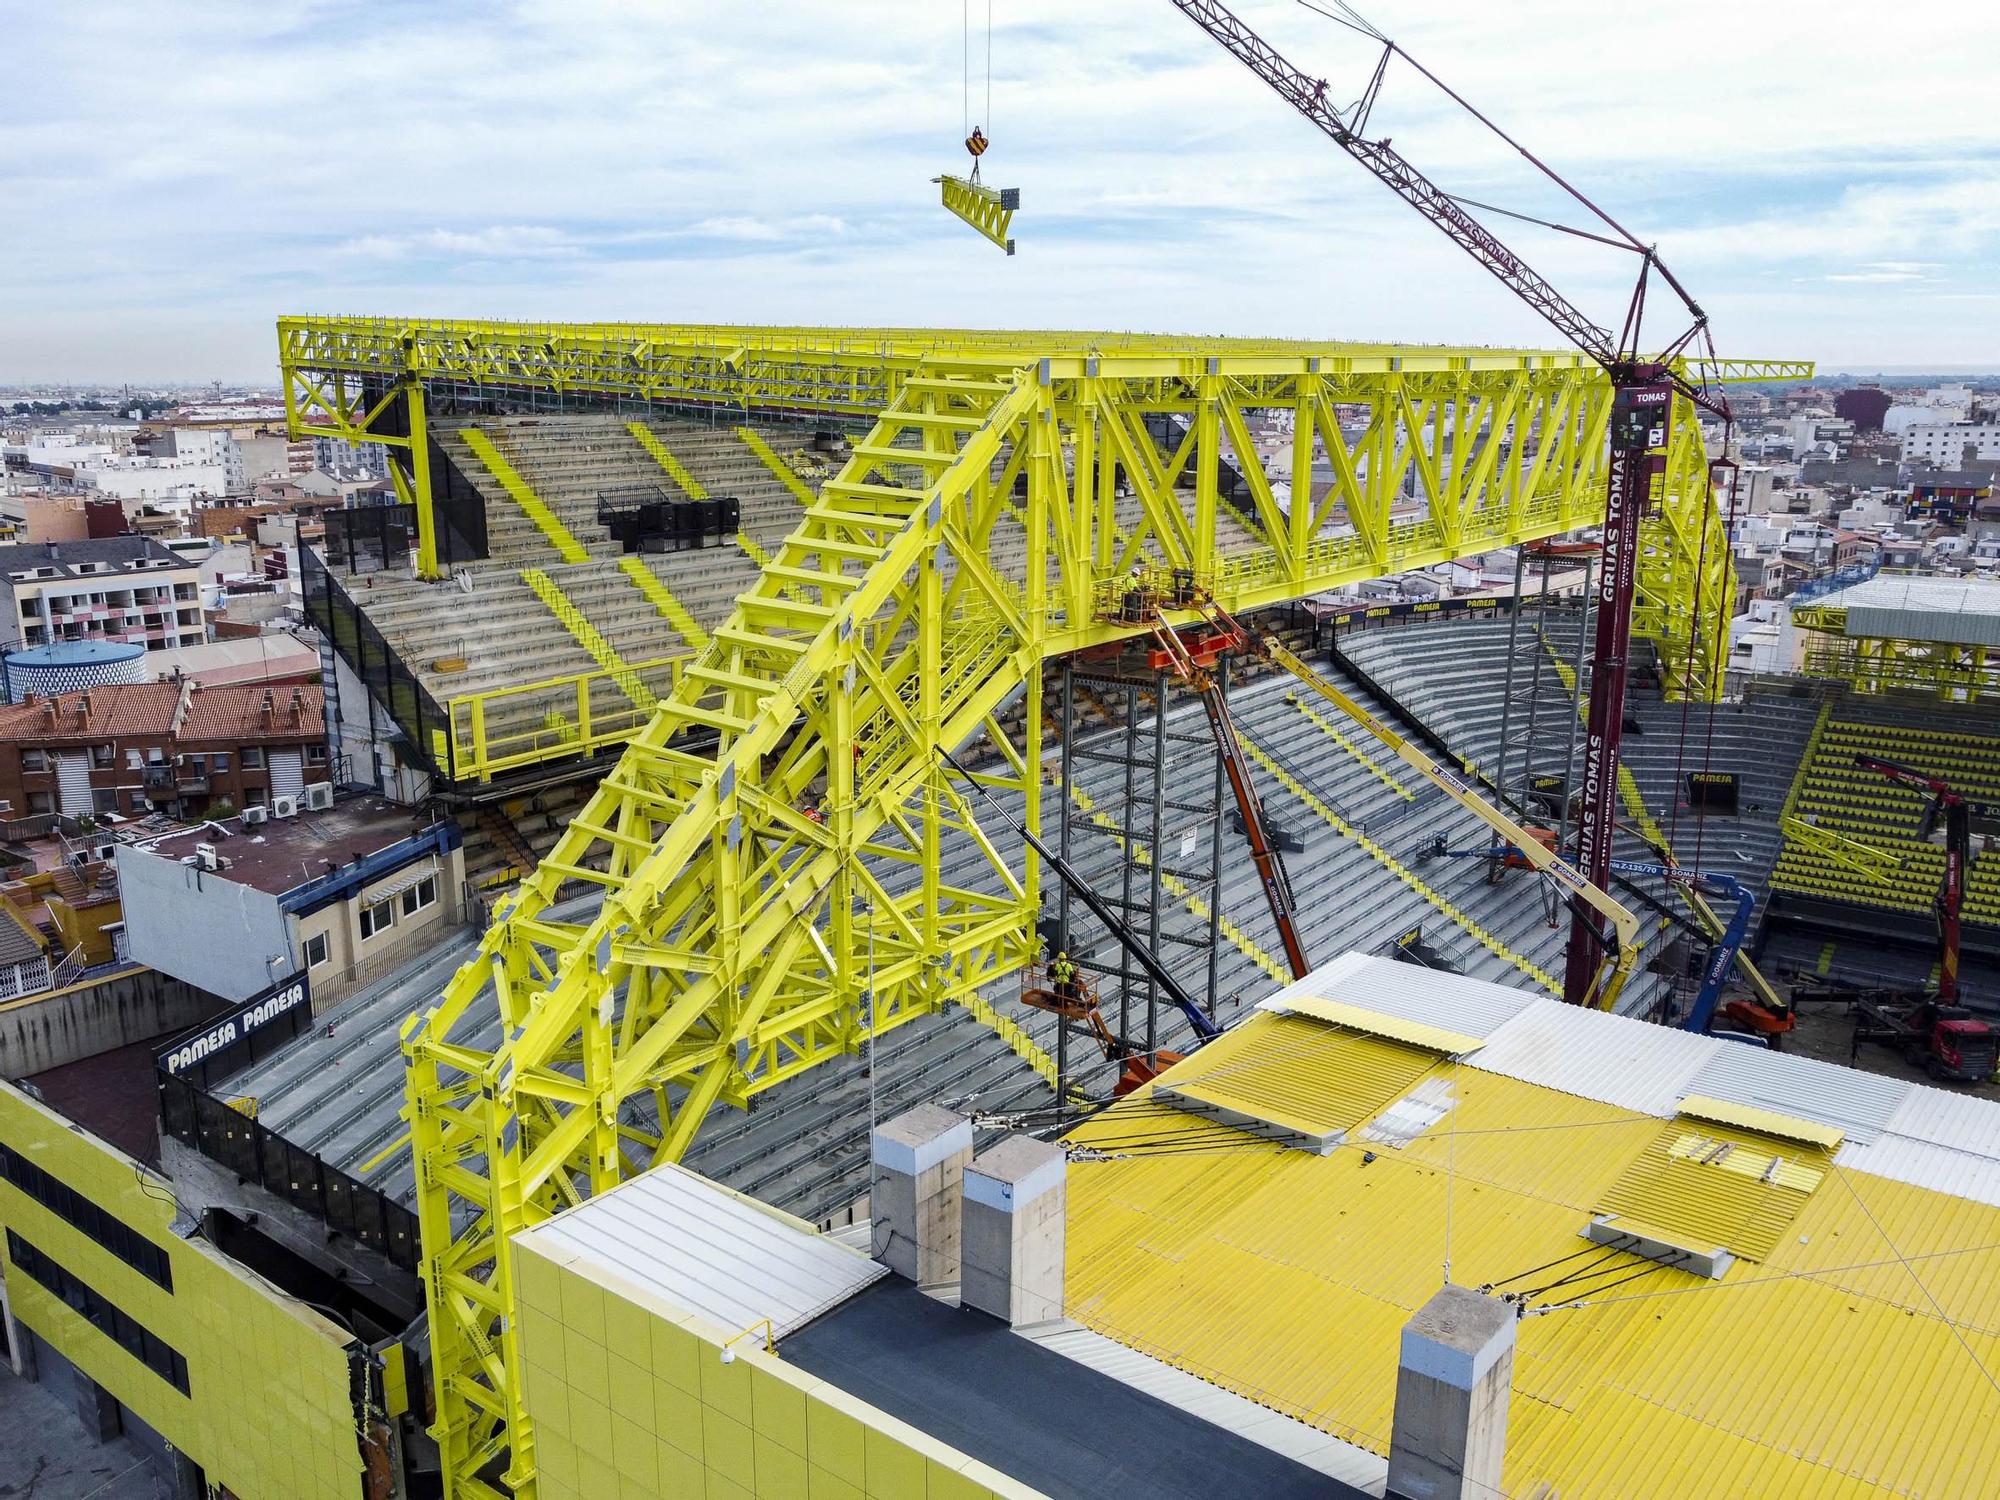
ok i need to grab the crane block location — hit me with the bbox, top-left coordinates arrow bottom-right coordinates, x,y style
937,174 -> 1019,254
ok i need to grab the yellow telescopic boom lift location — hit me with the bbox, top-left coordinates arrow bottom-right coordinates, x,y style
1222,614 -> 1641,1010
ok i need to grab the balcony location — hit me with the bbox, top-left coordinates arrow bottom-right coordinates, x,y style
142,766 -> 208,796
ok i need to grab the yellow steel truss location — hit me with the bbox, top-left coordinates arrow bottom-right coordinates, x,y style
936,174 -> 1019,253
273,318 -> 1809,1499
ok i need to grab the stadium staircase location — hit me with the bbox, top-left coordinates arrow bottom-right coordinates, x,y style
627,421 -> 709,499
456,428 -> 591,563
520,568 -> 656,711
616,556 -> 710,653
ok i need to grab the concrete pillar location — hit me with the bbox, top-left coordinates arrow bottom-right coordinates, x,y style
869,1104 -> 973,1287
74,1373 -> 122,1443
169,1449 -> 207,1500
1386,1284 -> 1517,1500
959,1134 -> 1066,1327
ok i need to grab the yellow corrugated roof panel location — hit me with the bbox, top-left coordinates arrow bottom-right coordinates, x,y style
1269,992 -> 1487,1056
1152,1013 -> 1442,1147
1595,1122 -> 1828,1264
1676,1092 -> 1846,1151
1063,1043 -> 2000,1499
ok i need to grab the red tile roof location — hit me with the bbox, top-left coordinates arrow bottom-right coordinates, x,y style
0,682 -> 323,746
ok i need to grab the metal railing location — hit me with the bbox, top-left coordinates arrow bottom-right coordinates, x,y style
156,1069 -> 419,1273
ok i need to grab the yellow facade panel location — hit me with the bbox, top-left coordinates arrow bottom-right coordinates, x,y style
0,1083 -> 363,1500
511,1240 -> 1040,1500
1063,1058 -> 2000,1500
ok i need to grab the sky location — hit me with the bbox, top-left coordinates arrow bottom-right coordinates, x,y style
5,0 -> 2000,383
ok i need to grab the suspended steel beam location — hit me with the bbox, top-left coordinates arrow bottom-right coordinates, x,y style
936,174 -> 1019,254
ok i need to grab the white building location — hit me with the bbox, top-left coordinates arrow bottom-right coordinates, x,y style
1901,422 -> 2000,467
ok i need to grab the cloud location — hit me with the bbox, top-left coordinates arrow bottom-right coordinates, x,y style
679,214 -> 850,243
6,0 -> 2000,376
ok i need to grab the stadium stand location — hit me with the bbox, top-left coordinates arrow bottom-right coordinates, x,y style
1773,695 -> 2000,925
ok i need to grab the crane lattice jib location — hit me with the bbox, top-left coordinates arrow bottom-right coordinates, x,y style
301,321 -> 1807,1500
1166,1 -> 1618,364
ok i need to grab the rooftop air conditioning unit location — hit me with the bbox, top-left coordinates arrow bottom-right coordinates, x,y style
194,843 -> 219,872
271,795 -> 300,820
241,805 -> 269,827
304,782 -> 334,812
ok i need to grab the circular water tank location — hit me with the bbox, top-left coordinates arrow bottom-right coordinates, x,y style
3,640 -> 150,703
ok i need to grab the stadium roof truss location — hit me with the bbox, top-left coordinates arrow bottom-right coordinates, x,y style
1795,575 -> 2000,701
278,317 -> 1805,1499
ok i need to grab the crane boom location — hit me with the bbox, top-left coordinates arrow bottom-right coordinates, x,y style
1165,0 -> 1620,364
1149,616 -> 1312,980
1605,861 -> 1760,1035
1168,0 -> 1731,1006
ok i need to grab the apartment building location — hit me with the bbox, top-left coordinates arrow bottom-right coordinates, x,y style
1902,422 -> 2000,467
0,537 -> 204,653
0,680 -> 329,820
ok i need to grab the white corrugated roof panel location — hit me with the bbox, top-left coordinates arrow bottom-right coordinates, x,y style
1466,998 -> 1723,1116
1834,1084 -> 2000,1208
1258,950 -> 1537,1041
516,1162 -> 884,1337
1830,574 -> 2000,649
1683,1042 -> 1910,1145
1357,1075 -> 1456,1149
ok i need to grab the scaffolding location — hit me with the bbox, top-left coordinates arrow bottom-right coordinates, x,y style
1054,654 -> 1226,1105
1495,543 -> 1596,845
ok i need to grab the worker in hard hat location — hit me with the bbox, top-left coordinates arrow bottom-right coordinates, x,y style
1050,949 -> 1080,1007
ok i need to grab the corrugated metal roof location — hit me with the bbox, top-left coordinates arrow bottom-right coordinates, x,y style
1683,1041 -> 1910,1145
1259,950 -> 1536,1041
1064,1040 -> 2000,1500
1677,1093 -> 1846,1151
1264,992 -> 1487,1056
1834,1086 -> 2000,1210
1829,573 -> 2000,648
1596,1121 -> 1829,1264
1157,1013 -> 1442,1149
1467,998 -> 1723,1115
515,1161 -> 884,1338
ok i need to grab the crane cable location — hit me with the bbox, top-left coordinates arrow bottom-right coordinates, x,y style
962,1 -> 993,158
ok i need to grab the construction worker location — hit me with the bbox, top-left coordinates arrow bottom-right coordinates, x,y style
1050,949 -> 1080,1007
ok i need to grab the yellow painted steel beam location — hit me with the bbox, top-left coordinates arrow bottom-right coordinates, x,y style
936,174 -> 1019,254
288,316 -> 1816,1500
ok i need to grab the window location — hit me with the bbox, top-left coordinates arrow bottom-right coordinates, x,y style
304,744 -> 328,766
303,932 -> 329,969
90,744 -> 114,769
25,791 -> 53,816
241,747 -> 264,770
20,749 -> 45,773
210,752 -> 230,774
359,899 -> 394,941
399,875 -> 438,919
6,1232 -> 189,1395
0,1145 -> 172,1290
